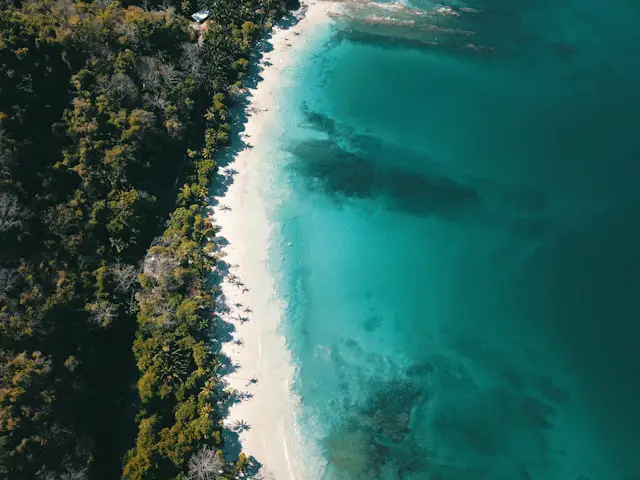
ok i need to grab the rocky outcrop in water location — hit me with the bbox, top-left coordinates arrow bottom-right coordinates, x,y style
323,377 -> 430,479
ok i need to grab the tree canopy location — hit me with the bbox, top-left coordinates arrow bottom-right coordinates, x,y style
0,0 -> 292,478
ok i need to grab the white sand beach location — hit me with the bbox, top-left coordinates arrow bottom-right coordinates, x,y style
211,3 -> 336,479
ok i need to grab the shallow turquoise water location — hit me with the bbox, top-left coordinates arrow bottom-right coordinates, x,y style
266,1 -> 640,478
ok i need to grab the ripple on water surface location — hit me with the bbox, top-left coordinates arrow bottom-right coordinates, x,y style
268,0 -> 640,478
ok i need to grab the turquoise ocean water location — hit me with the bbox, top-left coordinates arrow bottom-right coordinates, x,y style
262,0 -> 640,478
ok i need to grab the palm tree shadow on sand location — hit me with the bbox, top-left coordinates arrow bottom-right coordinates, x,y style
204,5 -> 303,478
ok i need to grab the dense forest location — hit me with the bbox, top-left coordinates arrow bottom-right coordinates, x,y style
0,0 -> 293,477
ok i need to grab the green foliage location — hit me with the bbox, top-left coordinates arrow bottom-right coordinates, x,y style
0,0 -> 292,477
0,1 -> 210,478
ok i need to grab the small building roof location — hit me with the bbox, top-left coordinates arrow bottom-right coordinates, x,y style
191,9 -> 210,23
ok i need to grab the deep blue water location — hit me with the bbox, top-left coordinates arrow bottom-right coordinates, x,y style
266,0 -> 640,478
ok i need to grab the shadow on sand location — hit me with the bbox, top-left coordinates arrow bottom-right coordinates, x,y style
204,6 -> 305,479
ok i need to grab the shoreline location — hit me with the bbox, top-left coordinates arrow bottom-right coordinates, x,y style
211,3 -> 335,479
